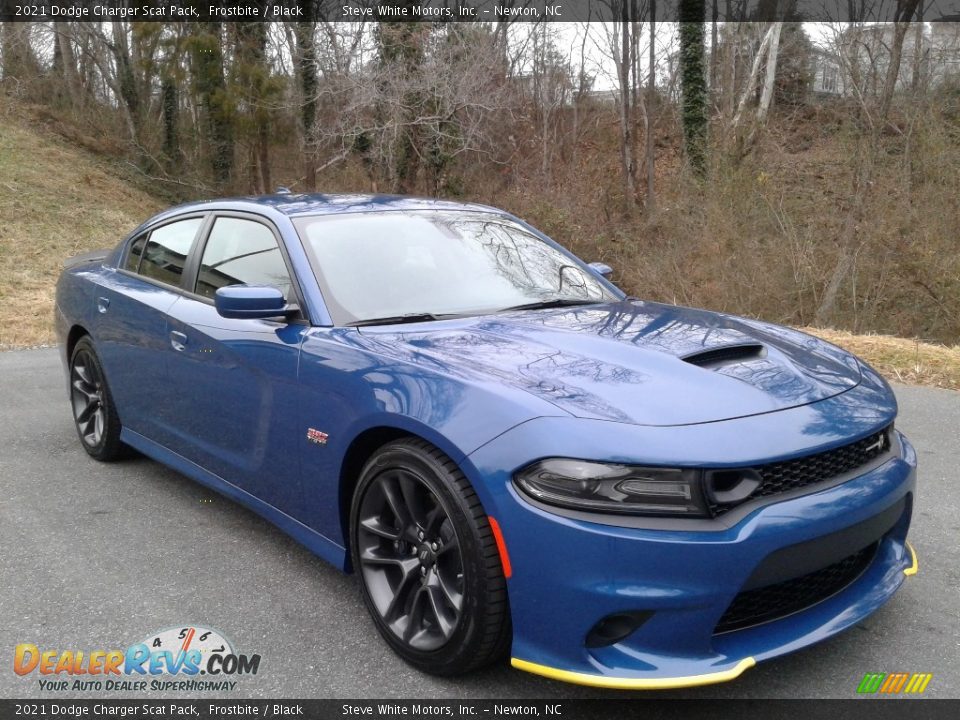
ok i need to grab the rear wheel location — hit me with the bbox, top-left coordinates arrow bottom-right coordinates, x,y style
350,438 -> 511,675
69,337 -> 125,461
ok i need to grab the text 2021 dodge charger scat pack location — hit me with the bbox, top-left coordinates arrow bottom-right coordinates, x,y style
54,194 -> 917,688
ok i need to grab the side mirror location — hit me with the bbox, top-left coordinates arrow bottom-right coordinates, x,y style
214,285 -> 288,319
588,262 -> 614,278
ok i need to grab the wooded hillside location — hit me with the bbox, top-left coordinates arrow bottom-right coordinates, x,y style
2,6 -> 959,343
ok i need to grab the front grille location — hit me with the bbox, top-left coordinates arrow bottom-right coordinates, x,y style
714,542 -> 878,634
710,426 -> 892,516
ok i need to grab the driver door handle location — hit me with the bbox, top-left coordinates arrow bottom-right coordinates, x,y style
169,331 -> 188,352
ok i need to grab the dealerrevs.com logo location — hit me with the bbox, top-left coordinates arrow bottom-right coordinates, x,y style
13,626 -> 261,692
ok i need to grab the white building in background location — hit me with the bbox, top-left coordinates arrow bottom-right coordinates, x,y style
811,47 -> 842,95
567,22 -> 960,105
832,22 -> 960,97
926,23 -> 960,86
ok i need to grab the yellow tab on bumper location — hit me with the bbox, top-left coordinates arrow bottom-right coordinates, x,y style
510,656 -> 756,690
903,541 -> 919,576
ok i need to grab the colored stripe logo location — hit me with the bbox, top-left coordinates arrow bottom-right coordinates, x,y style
857,672 -> 933,694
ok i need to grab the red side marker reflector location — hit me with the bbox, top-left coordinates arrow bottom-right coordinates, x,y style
488,516 -> 512,579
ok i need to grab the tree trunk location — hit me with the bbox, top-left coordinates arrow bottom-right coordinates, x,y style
814,180 -> 868,326
678,0 -> 708,176
646,6 -> 656,211
161,74 -> 181,174
258,121 -> 271,193
879,0 -> 922,121
721,2 -> 736,120
617,0 -> 636,209
191,23 -> 234,188
54,24 -> 81,106
756,22 -> 782,125
249,144 -> 263,195
710,0 -> 719,102
732,25 -> 775,129
293,15 -> 318,191
110,22 -> 143,148
237,20 -> 272,194
814,138 -> 876,325
630,1 -> 641,196
911,11 -> 924,93
879,25 -> 908,122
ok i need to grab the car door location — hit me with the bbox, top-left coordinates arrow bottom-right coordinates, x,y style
96,215 -> 205,446
163,213 -> 308,519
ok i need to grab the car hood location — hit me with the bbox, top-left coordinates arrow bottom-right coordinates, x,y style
357,300 -> 863,426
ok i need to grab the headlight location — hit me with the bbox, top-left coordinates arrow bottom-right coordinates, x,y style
513,459 -> 709,517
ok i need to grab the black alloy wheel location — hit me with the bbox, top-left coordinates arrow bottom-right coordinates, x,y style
351,439 -> 511,675
69,337 -> 125,461
357,467 -> 464,650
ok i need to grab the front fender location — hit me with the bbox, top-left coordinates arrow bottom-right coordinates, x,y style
296,327 -> 567,551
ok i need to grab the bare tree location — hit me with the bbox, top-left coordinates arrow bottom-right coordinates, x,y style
646,5 -> 656,211
879,0 -> 923,121
52,23 -> 82,106
814,8 -> 921,326
315,23 -> 514,195
590,1 -> 647,211
1,20 -> 39,86
530,23 -> 575,184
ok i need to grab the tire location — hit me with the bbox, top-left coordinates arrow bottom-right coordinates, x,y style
69,336 -> 126,461
350,438 -> 511,675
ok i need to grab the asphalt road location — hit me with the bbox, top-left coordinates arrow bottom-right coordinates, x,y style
0,347 -> 957,700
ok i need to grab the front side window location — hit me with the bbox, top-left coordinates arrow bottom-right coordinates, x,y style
195,217 -> 293,301
294,211 -> 616,325
139,218 -> 203,286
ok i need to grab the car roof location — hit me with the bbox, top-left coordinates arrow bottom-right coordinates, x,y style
152,193 -> 505,222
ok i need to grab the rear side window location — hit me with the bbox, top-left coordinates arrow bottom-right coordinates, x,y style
123,234 -> 146,272
195,217 -> 293,301
139,218 -> 203,287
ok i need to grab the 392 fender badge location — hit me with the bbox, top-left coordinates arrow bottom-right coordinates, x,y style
306,428 -> 328,445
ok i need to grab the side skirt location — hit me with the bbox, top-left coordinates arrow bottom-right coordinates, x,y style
120,428 -> 348,571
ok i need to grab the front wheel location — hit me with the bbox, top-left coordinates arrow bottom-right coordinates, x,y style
69,337 -> 126,461
350,439 -> 511,675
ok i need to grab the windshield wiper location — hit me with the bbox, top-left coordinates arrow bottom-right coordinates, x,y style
348,312 -> 454,327
497,298 -> 602,313
349,300 -> 601,326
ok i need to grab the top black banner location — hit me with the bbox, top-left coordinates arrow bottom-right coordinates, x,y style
2,0 -> 960,23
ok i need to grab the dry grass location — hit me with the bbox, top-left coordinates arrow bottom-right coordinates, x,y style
804,327 -> 960,391
0,101 -> 164,348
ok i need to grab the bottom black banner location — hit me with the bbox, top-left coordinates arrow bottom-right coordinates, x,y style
1,699 -> 958,720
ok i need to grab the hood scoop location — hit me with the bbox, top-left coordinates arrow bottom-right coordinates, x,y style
681,343 -> 766,368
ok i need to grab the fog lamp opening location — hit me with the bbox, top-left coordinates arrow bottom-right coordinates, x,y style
585,610 -> 654,648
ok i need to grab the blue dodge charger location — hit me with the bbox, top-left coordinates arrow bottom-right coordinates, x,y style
55,194 -> 917,688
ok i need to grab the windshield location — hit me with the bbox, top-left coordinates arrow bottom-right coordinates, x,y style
294,210 -> 618,326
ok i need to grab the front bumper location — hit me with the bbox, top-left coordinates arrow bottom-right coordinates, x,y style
466,419 -> 917,689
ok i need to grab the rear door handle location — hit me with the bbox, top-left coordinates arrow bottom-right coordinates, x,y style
169,331 -> 187,352
96,297 -> 110,313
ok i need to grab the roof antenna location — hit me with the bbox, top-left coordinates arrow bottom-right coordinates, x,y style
275,186 -> 291,195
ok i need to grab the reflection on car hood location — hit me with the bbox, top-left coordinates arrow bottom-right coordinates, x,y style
358,300 -> 863,426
